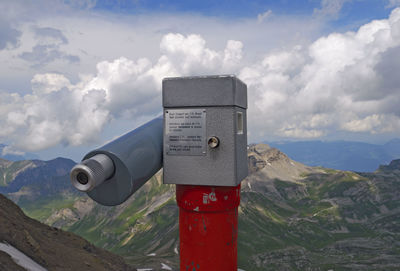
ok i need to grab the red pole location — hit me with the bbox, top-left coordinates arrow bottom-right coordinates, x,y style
176,184 -> 241,271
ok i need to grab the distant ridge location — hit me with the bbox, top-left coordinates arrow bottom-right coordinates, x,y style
267,139 -> 400,172
0,144 -> 39,161
378,159 -> 400,172
0,157 -> 75,194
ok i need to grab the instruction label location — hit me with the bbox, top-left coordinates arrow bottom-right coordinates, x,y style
165,109 -> 206,156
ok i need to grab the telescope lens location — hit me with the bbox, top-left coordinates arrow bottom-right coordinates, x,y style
77,172 -> 89,185
70,153 -> 115,192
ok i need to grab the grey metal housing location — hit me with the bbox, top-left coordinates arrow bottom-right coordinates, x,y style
82,117 -> 163,206
163,75 -> 247,108
162,75 -> 248,186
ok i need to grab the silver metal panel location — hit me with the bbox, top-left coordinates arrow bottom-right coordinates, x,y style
163,107 -> 247,186
165,108 -> 206,156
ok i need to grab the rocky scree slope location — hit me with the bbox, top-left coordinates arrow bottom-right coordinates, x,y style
0,194 -> 134,271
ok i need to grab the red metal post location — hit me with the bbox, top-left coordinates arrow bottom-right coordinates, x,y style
176,184 -> 241,271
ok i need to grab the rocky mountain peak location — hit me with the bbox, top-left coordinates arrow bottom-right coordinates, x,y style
250,143 -> 272,153
248,144 -> 299,174
250,143 -> 291,163
246,144 -> 316,186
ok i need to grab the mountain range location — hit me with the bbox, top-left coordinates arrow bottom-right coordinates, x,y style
1,144 -> 400,270
267,138 -> 400,172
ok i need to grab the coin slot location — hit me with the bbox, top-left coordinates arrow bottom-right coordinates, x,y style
237,112 -> 243,135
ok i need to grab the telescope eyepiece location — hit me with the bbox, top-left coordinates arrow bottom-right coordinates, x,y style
70,154 -> 115,192
76,172 -> 89,185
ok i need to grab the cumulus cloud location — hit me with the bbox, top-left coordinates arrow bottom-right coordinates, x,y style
1,8 -> 400,152
31,73 -> 71,95
242,7 -> 400,139
0,34 -> 243,151
1,78 -> 109,151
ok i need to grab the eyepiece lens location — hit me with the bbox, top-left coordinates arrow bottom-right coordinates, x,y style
77,172 -> 89,185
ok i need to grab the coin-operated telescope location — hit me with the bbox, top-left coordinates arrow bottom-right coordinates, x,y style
70,117 -> 163,206
70,75 -> 248,270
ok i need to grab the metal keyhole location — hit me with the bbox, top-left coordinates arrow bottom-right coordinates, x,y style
208,136 -> 220,149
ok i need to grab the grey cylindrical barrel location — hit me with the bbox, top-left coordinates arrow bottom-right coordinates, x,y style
77,116 -> 163,206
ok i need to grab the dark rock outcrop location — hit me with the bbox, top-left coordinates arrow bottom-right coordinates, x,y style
0,194 -> 133,271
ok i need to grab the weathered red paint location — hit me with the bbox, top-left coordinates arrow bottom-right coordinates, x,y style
176,184 -> 241,271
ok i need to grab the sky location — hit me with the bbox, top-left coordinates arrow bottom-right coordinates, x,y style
0,0 -> 400,161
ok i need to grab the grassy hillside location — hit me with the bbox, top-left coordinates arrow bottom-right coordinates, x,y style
239,168 -> 400,270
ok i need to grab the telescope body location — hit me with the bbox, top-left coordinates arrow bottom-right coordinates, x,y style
70,117 -> 163,206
